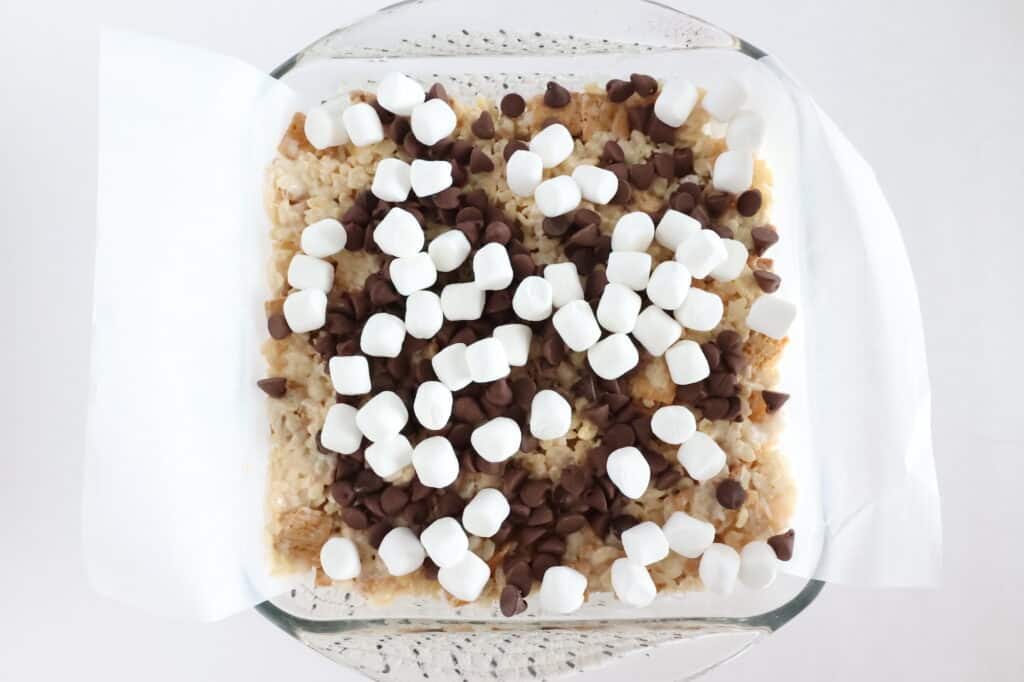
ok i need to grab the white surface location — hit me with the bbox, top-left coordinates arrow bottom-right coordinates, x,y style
2,0 -> 1022,679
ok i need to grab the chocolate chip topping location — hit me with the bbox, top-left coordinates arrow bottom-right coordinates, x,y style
629,73 -> 658,96
471,111 -> 496,139
606,79 -> 635,103
762,390 -> 790,412
629,162 -> 656,190
767,529 -> 795,561
500,93 -> 526,118
750,226 -> 779,255
257,377 -> 287,398
500,584 -> 528,616
753,270 -> 781,293
601,141 -> 626,165
737,189 -> 763,217
267,313 -> 291,339
426,82 -> 449,102
705,191 -> 732,217
652,152 -> 675,179
716,479 -> 747,509
627,103 -> 653,133
469,147 -> 495,173
503,139 -> 529,161
543,81 -> 571,108
647,117 -> 678,144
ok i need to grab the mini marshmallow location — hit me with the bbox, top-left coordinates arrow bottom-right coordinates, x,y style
506,150 -> 544,197
596,282 -> 641,333
587,333 -> 639,380
534,176 -> 582,218
465,337 -> 510,383
539,566 -> 587,614
360,312 -> 406,358
606,446 -> 651,499
664,339 -> 711,385
709,239 -> 748,282
282,288 -> 327,333
412,436 -> 459,488
440,282 -> 486,321
431,343 -> 472,391
675,229 -> 728,279
304,99 -> 349,150
428,230 -> 472,272
410,98 -> 457,146
420,517 -> 469,568
378,527 -> 426,577
662,511 -> 716,559
712,150 -> 754,194
702,78 -> 745,122
746,295 -> 797,339
677,431 -> 727,483
646,260 -> 692,310
621,521 -> 670,566
341,102 -> 384,147
329,355 -> 371,395
410,159 -> 453,197
414,381 -> 453,430
650,405 -> 697,445
544,262 -> 584,308
301,218 -> 347,258
390,252 -> 437,296
320,536 -> 361,580
698,543 -> 741,595
530,389 -> 572,440
739,541 -> 779,589
461,488 -> 510,538
552,300 -> 601,352
606,251 -> 652,291
438,551 -> 491,602
529,123 -> 574,168
287,254 -> 335,293
373,207 -> 423,257
654,79 -> 698,127
655,210 -> 702,252
364,435 -> 413,478
611,212 -> 655,252
631,306 -> 681,357
674,287 -> 724,332
472,243 -> 514,291
571,164 -> 618,204
320,403 -> 362,454
471,417 -> 522,463
376,71 -> 425,116
404,290 -> 443,339
493,324 -> 532,366
371,158 -> 413,203
611,558 -> 656,607
512,276 -> 553,322
726,110 -> 765,153
355,390 -> 409,442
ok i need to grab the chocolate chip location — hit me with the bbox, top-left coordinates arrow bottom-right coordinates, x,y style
267,313 -> 291,340
584,268 -> 608,301
517,526 -> 547,548
762,390 -> 790,412
737,189 -> 762,217
499,584 -> 527,617
627,103 -> 653,133
690,205 -> 711,228
367,520 -> 392,549
554,513 -> 587,536
722,349 -> 747,374
257,377 -> 287,398
527,505 -> 554,527
705,191 -> 732,217
629,162 -> 655,190
543,81 -> 571,108
380,486 -> 410,516
601,141 -> 626,165
448,423 -> 472,449
520,435 -> 538,453
568,247 -> 596,274
330,480 -> 356,507
605,78 -> 635,102
716,479 -> 747,509
502,467 -> 528,497
311,331 -> 336,358
643,450 -> 669,474
435,490 -> 465,518
611,514 -> 638,535
469,147 -> 495,173
450,161 -> 469,187
559,466 -> 586,497
403,131 -> 427,159
483,221 -> 511,245
750,226 -> 779,255
510,253 -> 536,280
583,487 -> 608,514
492,522 -> 514,546
654,468 -> 683,490
530,553 -> 560,580
456,220 -> 481,246
500,93 -> 526,118
701,398 -> 730,420
370,98 -> 395,125
481,379 -> 512,407
432,187 -> 461,210
647,117 -> 678,144
511,377 -> 536,409
369,279 -> 400,306
603,423 -> 635,450
426,82 -> 449,102
604,393 -> 631,413
753,270 -> 781,293
519,480 -> 548,507
672,148 -> 695,177
449,140 -> 474,165
420,558 -> 439,581
429,136 -> 455,160
354,469 -> 385,494
502,139 -> 529,161
542,214 -> 571,238
388,116 -> 411,145
701,342 -> 722,370
586,446 -> 610,476
470,111 -> 495,139
767,529 -> 795,561
537,535 -> 566,556
341,507 -> 369,530
342,202 -> 371,226
629,73 -> 658,96
707,372 -> 738,398
652,152 -> 675,179
541,333 -> 565,366
583,404 -> 611,430
668,190 -> 695,214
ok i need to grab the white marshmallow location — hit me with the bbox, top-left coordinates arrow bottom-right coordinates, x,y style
371,158 -> 413,203
529,123 -> 574,168
320,536 -> 361,580
413,381 -> 453,430
428,230 -> 472,272
404,290 -> 443,339
420,517 -> 469,568
655,210 -> 702,252
709,239 -> 748,282
355,390 -> 409,442
746,295 -> 797,339
544,262 -> 584,308
329,355 -> 371,395
287,254 -> 335,293
621,521 -> 670,566
378,527 -> 426,577
440,282 -> 486,321
374,206 -> 423,257
664,339 -> 711,385
534,176 -> 582,218
461,488 -> 510,538
702,78 -> 745,122
606,251 -> 652,291
587,333 -> 639,380
410,98 -> 457,146
611,212 -> 655,252
631,306 -> 681,357
364,435 -> 413,478
596,282 -> 641,333
739,541 -> 778,589
301,218 -> 347,258
539,566 -> 587,614
663,511 -> 716,559
304,99 -> 349,150
712,150 -> 754,194
493,324 -> 532,366
571,164 -> 618,205
726,110 -> 765,153
412,436 -> 459,488
472,243 -> 514,291
529,389 -> 572,440
341,102 -> 384,147
390,252 -> 437,296
438,551 -> 491,602
650,405 -> 697,445
698,543 -> 741,595
654,79 -> 698,127
512,276 -> 553,322
282,288 -> 327,333
465,337 -> 510,383
675,229 -> 728,279
506,150 -> 544,197
677,431 -> 727,482
674,287 -> 724,332
646,260 -> 692,311
471,417 -> 521,463
552,300 -> 601,352
431,343 -> 472,391
376,71 -> 425,116
320,403 -> 362,454
360,312 -> 406,358
410,159 -> 453,197
606,446 -> 651,499
611,558 -> 656,607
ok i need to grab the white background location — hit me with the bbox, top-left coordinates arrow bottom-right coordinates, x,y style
2,0 -> 1022,680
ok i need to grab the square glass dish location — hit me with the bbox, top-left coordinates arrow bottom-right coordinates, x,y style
257,0 -> 823,678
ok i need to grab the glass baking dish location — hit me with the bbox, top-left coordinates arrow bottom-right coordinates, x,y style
257,0 -> 823,678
